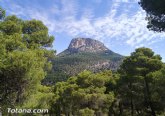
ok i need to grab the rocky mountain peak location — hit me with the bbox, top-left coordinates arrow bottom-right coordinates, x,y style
68,38 -> 109,53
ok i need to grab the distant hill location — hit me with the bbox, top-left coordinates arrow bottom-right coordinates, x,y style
43,38 -> 124,85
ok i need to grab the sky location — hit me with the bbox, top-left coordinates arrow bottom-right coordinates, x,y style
0,0 -> 165,61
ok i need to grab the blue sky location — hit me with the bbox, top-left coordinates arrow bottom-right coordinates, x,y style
0,0 -> 165,61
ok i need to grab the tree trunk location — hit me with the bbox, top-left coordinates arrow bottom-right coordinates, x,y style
130,83 -> 134,116
119,101 -> 123,116
108,100 -> 115,116
144,78 -> 156,116
131,97 -> 134,116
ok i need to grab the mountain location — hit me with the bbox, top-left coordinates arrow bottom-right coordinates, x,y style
43,38 -> 124,85
59,38 -> 109,55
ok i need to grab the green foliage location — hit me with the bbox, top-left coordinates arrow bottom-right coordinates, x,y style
0,7 -> 5,20
51,70 -> 115,115
22,20 -> 54,48
0,16 -> 22,35
117,47 -> 165,116
139,0 -> 165,32
79,108 -> 95,116
44,51 -> 123,85
0,14 -> 54,115
22,85 -> 54,109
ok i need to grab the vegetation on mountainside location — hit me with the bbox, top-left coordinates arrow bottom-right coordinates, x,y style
43,51 -> 123,85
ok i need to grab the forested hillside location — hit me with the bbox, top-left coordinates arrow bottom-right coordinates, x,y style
43,38 -> 123,85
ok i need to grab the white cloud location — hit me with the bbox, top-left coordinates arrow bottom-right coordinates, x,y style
48,2 -> 165,48
114,0 -> 139,3
2,0 -> 165,49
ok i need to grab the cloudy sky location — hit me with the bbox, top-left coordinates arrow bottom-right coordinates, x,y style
0,0 -> 165,61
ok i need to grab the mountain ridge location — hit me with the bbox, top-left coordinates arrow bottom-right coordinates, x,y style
58,38 -> 117,56
43,38 -> 124,85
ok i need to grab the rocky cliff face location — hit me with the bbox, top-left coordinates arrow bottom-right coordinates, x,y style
43,38 -> 124,85
67,38 -> 109,53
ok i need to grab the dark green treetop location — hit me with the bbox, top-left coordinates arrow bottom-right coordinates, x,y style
0,7 -> 5,20
139,0 -> 165,32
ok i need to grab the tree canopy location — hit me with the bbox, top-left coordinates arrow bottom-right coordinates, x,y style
0,7 -> 5,20
118,47 -> 165,116
0,13 -> 54,114
51,70 -> 115,115
139,0 -> 165,32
